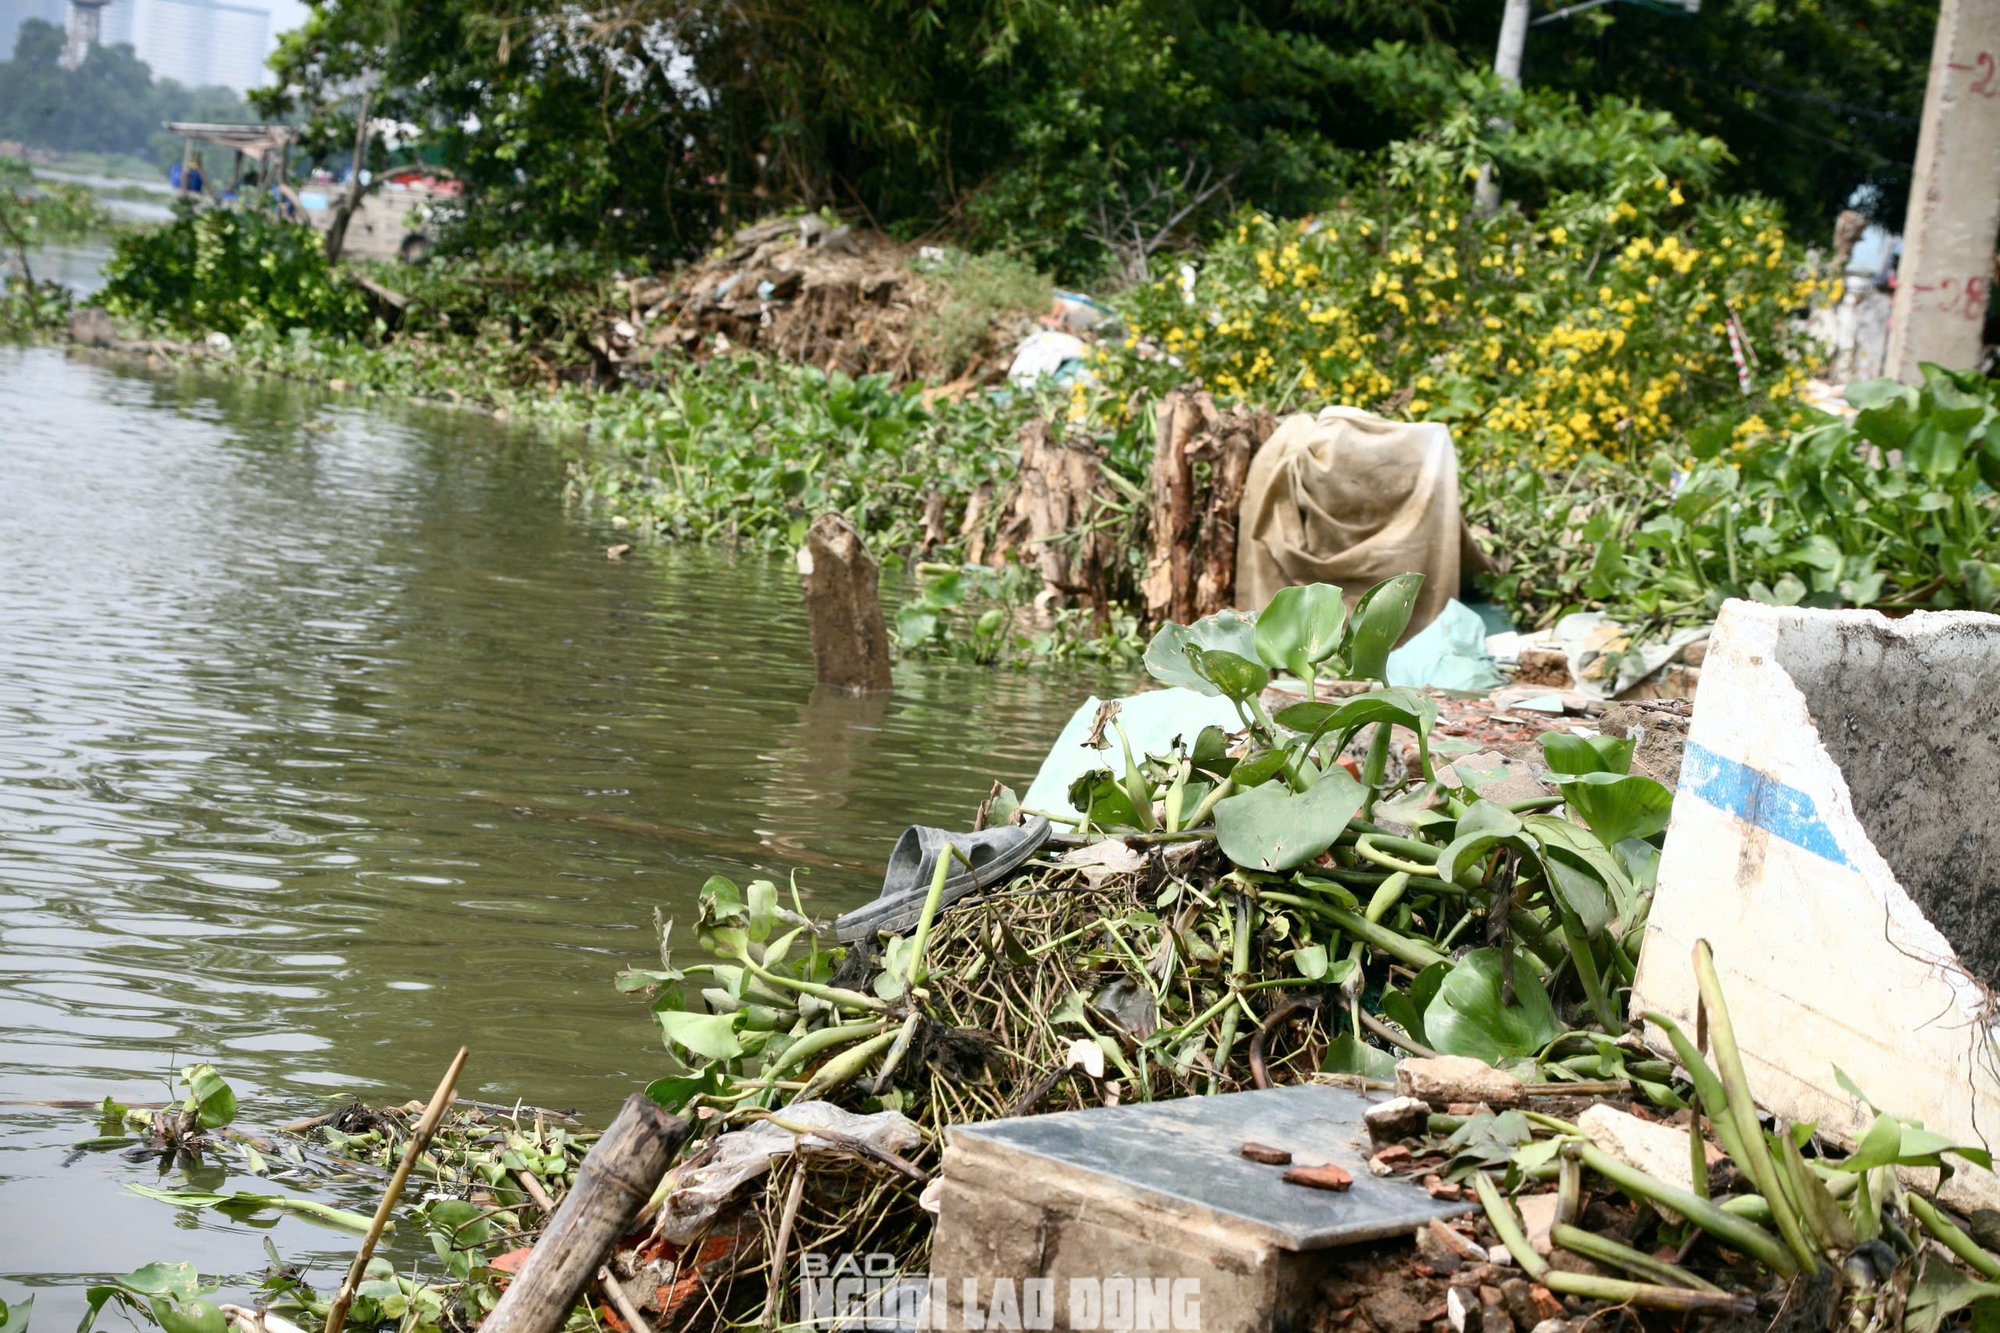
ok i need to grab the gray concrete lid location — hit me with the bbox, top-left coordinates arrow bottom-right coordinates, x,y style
949,1083 -> 1473,1251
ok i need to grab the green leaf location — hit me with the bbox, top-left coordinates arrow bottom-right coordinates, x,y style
1341,574 -> 1425,682
1,1296 -> 31,1333
745,879 -> 778,942
1537,732 -> 1635,777
1186,646 -> 1270,704
1377,961 -> 1449,1050
1551,771 -> 1673,848
1433,799 -> 1525,882
1423,949 -> 1561,1063
1275,688 -> 1438,748
1255,583 -> 1348,680
1847,378 -> 1920,450
1545,855 -> 1612,937
645,1064 -> 728,1112
657,1009 -> 746,1061
153,1301 -> 225,1333
1292,943 -> 1330,980
177,1064 -> 236,1130
1143,610 -> 1260,695
1907,1265 -> 2000,1333
1213,766 -> 1367,871
1322,1032 -> 1398,1080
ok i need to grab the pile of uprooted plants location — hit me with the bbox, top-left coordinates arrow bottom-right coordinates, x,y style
576,577 -> 1999,1333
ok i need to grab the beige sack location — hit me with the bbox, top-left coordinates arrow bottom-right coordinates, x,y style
1235,406 -> 1467,638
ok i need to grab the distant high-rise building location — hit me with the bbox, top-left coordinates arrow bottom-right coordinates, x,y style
4,0 -> 277,92
59,0 -> 109,67
123,0 -> 272,91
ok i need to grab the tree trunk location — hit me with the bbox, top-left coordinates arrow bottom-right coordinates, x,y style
1143,386 -> 1276,625
323,88 -> 373,263
799,512 -> 893,693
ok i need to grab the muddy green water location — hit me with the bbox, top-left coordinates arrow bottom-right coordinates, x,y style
0,347 -> 1115,1320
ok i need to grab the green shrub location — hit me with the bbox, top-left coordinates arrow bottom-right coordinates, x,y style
99,208 -> 373,339
911,249 -> 1052,378
1100,109 -> 1827,474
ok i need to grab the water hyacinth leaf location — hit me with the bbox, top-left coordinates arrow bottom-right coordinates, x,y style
154,1301 -> 227,1333
1545,855 -> 1613,938
745,879 -> 778,942
1274,688 -> 1438,748
1552,771 -> 1674,848
1906,1266 -> 2000,1333
1838,1114 -> 1994,1172
0,1296 -> 30,1333
1433,799 -> 1525,883
1068,769 -> 1144,829
1373,782 -> 1454,834
1538,732 -> 1635,777
1292,942 -> 1329,981
1255,583 -> 1347,680
1424,948 -> 1561,1063
1229,747 -> 1292,790
644,1064 -> 727,1112
1185,646 -> 1270,705
1322,1032 -> 1398,1081
1342,574 -> 1424,682
1379,961 -> 1449,1049
1190,725 -> 1236,776
178,1063 -> 236,1130
1846,378 -> 1921,451
1214,765 -> 1367,871
1143,610 -> 1260,695
657,1009 -> 745,1061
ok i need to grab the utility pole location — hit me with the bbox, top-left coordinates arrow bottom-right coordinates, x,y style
1884,0 -> 2000,381
1474,0 -> 1535,213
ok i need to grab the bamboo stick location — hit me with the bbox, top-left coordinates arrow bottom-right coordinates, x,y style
324,1046 -> 469,1333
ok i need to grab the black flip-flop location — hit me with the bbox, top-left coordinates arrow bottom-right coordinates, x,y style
833,815 -> 1052,942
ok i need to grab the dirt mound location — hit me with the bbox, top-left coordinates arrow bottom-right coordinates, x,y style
605,216 -> 1038,386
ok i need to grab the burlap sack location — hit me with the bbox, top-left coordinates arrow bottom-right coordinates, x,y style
1235,407 -> 1467,639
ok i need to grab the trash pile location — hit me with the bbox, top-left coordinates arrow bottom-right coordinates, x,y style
595,217 -> 1056,387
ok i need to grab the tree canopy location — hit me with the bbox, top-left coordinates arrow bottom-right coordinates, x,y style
254,0 -> 1932,278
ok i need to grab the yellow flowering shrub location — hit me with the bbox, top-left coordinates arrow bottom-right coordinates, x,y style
1105,171 -> 1828,472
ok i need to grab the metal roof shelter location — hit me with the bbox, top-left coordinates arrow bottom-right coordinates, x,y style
162,122 -> 304,199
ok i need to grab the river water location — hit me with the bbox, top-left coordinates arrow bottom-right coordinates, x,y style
0,347 -> 1111,1320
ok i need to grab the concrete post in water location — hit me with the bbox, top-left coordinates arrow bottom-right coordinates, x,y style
798,512 -> 893,694
479,1094 -> 689,1333
1886,0 -> 2000,380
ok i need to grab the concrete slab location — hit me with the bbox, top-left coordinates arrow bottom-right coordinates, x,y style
948,1084 -> 1472,1251
933,1086 -> 1476,1331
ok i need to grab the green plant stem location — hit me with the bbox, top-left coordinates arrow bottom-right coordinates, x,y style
1360,722 -> 1393,819
1259,892 -> 1446,969
797,1028 -> 899,1102
1207,894 -> 1255,1094
907,845 -> 971,989
1551,1223 -> 1724,1291
1692,941 -> 1821,1273
760,1019 -> 891,1078
1353,835 -> 1454,881
1184,776 -> 1235,828
1541,1271 -> 1753,1315
1554,902 -> 1622,1034
1577,1143 -> 1797,1276
1909,1194 -> 2000,1281
1473,1170 -> 1550,1280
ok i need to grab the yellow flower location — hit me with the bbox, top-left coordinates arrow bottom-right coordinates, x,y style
1549,226 -> 1569,246
1669,186 -> 1684,206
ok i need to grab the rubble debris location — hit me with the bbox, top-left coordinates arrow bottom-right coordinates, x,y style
1397,1057 -> 1525,1110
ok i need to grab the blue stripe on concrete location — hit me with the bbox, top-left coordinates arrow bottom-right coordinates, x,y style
1679,740 -> 1851,868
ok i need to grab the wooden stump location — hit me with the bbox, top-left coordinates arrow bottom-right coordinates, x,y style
479,1094 -> 689,1333
1143,387 -> 1276,625
990,419 -> 1119,618
799,513 -> 893,694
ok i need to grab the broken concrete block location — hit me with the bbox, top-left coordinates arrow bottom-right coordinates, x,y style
1577,1104 -> 1722,1199
931,1085 -> 1472,1332
1515,1193 -> 1559,1257
1396,1056 -> 1524,1109
1632,601 -> 2000,1211
1365,1095 -> 1432,1142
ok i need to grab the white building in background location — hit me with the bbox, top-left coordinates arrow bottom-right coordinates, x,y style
96,0 -> 271,92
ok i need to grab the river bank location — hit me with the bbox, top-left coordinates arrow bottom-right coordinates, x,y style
0,345 -> 1119,1326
